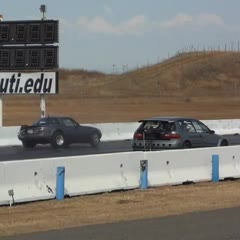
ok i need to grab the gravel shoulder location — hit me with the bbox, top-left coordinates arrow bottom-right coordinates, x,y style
1,180 -> 240,237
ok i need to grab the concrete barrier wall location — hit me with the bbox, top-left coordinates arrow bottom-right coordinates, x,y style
145,146 -> 240,186
203,119 -> 240,135
0,126 -> 21,146
0,162 -> 8,205
2,159 -> 56,204
145,149 -> 212,186
1,119 -> 240,147
1,146 -> 240,205
54,152 -> 141,196
85,122 -> 140,141
0,152 -> 142,205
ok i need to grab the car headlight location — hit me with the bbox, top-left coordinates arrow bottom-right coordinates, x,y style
33,127 -> 45,134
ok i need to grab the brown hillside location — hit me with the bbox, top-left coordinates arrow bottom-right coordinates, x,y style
3,51 -> 240,126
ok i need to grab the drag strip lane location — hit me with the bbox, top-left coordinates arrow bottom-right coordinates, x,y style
0,134 -> 240,162
0,140 -> 132,161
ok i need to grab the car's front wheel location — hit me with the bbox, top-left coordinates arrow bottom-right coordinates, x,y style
90,132 -> 101,147
220,139 -> 228,146
51,131 -> 66,148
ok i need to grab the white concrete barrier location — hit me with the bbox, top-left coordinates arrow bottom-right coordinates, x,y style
85,122 -> 140,142
2,159 -> 56,204
0,119 -> 240,147
1,146 -> 240,205
0,162 -> 8,205
0,152 -> 142,205
203,119 -> 240,135
145,149 -> 212,186
52,152 -> 141,196
145,146 -> 240,186
0,126 -> 21,146
217,147 -> 240,179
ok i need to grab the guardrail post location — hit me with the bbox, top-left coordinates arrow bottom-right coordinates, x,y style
56,166 -> 65,200
212,155 -> 219,182
140,160 -> 148,189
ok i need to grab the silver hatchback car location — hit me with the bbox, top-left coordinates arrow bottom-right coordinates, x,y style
132,117 -> 228,150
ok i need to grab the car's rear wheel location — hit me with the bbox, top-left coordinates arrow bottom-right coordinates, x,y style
182,141 -> 191,149
22,141 -> 36,148
51,131 -> 66,148
90,132 -> 100,147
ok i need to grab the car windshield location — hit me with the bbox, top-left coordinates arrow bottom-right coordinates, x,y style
34,118 -> 48,125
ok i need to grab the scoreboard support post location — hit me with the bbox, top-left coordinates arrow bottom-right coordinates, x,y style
40,94 -> 46,118
0,97 -> 2,127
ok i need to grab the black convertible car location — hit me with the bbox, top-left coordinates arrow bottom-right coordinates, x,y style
18,116 -> 102,148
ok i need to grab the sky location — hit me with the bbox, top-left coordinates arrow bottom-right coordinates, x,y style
1,0 -> 240,72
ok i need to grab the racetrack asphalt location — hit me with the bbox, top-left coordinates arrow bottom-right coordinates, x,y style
1,207 -> 240,240
1,134 -> 240,161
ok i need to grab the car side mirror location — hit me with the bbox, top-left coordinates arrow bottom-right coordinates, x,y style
209,130 -> 215,134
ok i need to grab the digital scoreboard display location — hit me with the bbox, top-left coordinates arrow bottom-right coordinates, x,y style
0,20 -> 59,44
0,46 -> 58,69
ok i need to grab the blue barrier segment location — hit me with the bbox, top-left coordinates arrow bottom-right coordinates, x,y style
56,166 -> 65,200
140,160 -> 148,189
212,155 -> 219,182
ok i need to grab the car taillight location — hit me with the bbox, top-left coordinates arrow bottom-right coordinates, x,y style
161,133 -> 181,140
134,132 -> 143,140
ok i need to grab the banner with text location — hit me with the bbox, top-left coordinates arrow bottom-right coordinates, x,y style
0,72 -> 58,94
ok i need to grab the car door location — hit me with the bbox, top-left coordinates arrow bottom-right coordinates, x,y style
63,118 -> 93,143
75,124 -> 92,143
179,120 -> 204,148
61,118 -> 83,143
192,120 -> 220,147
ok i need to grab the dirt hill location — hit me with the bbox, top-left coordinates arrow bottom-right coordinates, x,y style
3,51 -> 240,126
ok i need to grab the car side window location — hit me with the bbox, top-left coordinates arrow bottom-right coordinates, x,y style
179,120 -> 196,133
48,118 -> 60,125
62,118 -> 78,127
192,121 -> 210,133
